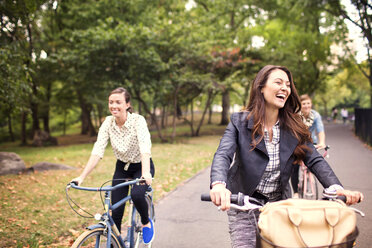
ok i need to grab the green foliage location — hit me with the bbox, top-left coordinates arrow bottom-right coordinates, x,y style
314,61 -> 370,114
1,0 -> 370,143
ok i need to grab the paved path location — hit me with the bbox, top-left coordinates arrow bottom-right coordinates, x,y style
152,168 -> 230,248
152,123 -> 372,247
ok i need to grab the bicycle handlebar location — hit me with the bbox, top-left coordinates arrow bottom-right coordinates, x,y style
201,192 -> 263,206
67,178 -> 146,192
201,191 -> 348,205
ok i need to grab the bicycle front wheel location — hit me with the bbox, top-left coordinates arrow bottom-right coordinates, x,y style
133,194 -> 155,248
71,227 -> 121,248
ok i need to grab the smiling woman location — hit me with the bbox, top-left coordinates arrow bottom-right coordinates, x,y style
207,65 -> 364,248
70,87 -> 156,244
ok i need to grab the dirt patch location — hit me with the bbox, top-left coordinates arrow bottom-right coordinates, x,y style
57,134 -> 97,146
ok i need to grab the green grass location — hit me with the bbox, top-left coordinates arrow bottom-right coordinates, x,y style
0,119 -> 226,247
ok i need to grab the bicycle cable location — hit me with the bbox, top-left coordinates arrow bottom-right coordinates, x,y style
65,185 -> 94,218
66,178 -> 139,218
99,179 -> 114,209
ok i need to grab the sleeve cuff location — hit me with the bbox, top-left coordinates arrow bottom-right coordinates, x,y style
328,184 -> 344,191
211,181 -> 226,187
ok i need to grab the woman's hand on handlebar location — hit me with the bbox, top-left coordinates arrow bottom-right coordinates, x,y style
141,172 -> 152,185
70,176 -> 84,186
210,183 -> 231,211
337,189 -> 364,205
315,143 -> 326,150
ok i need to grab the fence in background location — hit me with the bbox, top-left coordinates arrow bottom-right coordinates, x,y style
354,108 -> 372,146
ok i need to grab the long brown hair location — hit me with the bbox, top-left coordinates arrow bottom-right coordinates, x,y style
109,87 -> 133,113
244,65 -> 311,163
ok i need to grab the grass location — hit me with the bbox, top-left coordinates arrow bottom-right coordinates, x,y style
0,116 -> 226,247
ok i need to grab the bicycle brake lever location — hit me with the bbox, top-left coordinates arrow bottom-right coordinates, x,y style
349,207 -> 365,217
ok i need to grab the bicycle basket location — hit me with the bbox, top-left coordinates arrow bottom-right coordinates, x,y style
256,199 -> 358,248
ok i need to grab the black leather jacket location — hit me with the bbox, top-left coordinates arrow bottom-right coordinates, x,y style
210,111 -> 342,199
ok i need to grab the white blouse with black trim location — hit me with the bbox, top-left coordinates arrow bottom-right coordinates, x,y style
91,112 -> 152,163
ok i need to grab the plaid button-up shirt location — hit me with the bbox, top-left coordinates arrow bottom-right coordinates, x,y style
256,121 -> 282,200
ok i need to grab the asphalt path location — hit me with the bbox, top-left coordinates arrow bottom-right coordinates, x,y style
152,123 -> 372,247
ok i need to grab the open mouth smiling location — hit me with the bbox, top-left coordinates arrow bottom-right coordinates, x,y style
276,94 -> 286,100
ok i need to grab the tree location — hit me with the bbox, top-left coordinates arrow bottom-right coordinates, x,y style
0,0 -> 47,144
192,0 -> 263,125
324,0 -> 371,107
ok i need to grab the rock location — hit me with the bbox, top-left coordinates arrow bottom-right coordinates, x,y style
32,130 -> 58,147
0,152 -> 26,175
30,162 -> 75,172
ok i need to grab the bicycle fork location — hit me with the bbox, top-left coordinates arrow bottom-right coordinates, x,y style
124,199 -> 136,248
103,192 -> 122,248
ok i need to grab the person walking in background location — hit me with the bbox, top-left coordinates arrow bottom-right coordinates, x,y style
332,107 -> 338,123
70,87 -> 155,244
208,65 -> 363,248
291,94 -> 325,198
341,107 -> 348,124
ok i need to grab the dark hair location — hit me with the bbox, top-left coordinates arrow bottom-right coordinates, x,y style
244,65 -> 311,163
109,87 -> 133,113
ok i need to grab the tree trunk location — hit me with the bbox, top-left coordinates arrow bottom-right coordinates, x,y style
21,111 -> 27,145
63,110 -> 67,136
208,104 -> 213,124
30,100 -> 40,136
171,85 -> 180,142
76,89 -> 96,136
26,21 -> 40,137
195,90 -> 213,136
177,103 -> 182,118
208,93 -> 216,124
97,103 -> 104,126
138,90 -> 142,115
7,112 -> 14,142
161,105 -> 167,129
43,82 -> 52,133
151,101 -> 157,126
133,89 -> 167,142
43,115 -> 50,133
186,101 -> 195,136
190,101 -> 194,128
220,89 -> 230,125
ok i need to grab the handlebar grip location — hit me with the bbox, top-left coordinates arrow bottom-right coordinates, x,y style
336,195 -> 347,203
200,193 -> 243,205
201,194 -> 211,201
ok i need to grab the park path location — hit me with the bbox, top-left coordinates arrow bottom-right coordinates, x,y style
151,123 -> 372,248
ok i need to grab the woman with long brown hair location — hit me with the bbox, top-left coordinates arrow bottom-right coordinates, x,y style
209,65 -> 363,248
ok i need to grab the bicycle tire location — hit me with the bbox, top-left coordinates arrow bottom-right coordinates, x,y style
71,227 -> 121,248
133,194 -> 155,248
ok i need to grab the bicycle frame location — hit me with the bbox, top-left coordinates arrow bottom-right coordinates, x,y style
68,179 -> 144,248
299,161 -> 317,199
298,146 -> 329,199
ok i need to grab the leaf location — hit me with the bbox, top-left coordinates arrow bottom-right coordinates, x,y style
69,229 -> 80,237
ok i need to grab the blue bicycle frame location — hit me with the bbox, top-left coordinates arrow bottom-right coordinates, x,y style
69,179 -> 144,248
